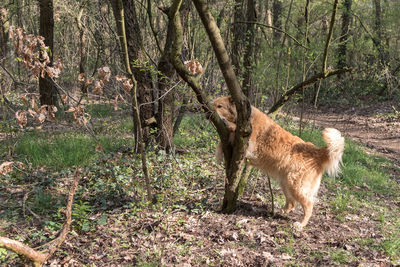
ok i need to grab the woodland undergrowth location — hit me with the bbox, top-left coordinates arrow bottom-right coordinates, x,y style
0,104 -> 399,266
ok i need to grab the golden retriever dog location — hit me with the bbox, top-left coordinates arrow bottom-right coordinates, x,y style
213,96 -> 344,229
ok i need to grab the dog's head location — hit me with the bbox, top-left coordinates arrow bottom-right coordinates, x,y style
213,96 -> 237,131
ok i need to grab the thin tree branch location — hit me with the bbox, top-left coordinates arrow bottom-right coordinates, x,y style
268,68 -> 352,116
352,12 -> 379,47
235,21 -> 307,49
146,0 -> 162,54
322,0 -> 339,73
169,0 -> 229,145
118,0 -> 152,203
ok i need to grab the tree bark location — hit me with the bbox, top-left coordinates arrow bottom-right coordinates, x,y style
272,0 -> 282,45
156,5 -> 178,152
337,0 -> 352,73
38,0 -> 56,106
76,3 -> 88,94
374,0 -> 388,95
117,0 -> 153,203
191,0 -> 252,213
231,0 -> 246,78
241,0 -> 256,101
0,4 -> 9,59
111,0 -> 155,150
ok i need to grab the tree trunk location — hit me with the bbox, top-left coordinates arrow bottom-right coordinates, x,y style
231,0 -> 246,78
191,0 -> 252,213
76,3 -> 88,95
241,0 -> 256,102
337,0 -> 352,75
156,6 -> 176,152
111,0 -> 155,150
0,4 -> 9,59
374,0 -> 388,95
38,0 -> 56,106
272,0 -> 282,45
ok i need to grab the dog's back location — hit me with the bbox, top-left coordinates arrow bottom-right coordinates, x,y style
213,96 -> 345,228
246,107 -> 342,181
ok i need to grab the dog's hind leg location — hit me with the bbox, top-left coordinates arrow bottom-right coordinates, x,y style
294,195 -> 314,229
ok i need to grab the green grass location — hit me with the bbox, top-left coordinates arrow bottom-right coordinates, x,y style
173,114 -> 218,151
2,111 -> 400,265
86,104 -> 114,118
13,132 -> 130,170
288,124 -> 397,197
378,216 -> 400,261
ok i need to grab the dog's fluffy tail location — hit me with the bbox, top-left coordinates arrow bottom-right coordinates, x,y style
322,128 -> 345,177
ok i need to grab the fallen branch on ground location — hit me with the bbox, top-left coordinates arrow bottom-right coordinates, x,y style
0,169 -> 81,266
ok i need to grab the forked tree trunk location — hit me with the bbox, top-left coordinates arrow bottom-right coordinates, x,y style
38,0 -> 56,106
191,0 -> 252,212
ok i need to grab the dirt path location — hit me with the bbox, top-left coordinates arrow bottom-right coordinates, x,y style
296,102 -> 400,166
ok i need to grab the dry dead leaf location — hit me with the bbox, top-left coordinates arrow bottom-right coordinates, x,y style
115,75 -> 125,82
98,66 -> 111,82
113,95 -> 119,111
15,110 -> 27,128
36,113 -> 46,124
184,59 -> 203,75
65,107 -> 76,113
31,97 -> 39,111
78,73 -> 85,82
61,95 -> 67,104
27,108 -> 37,118
95,144 -> 103,153
20,95 -> 28,105
85,77 -> 93,86
93,80 -> 104,94
122,79 -> 133,92
0,162 -> 14,175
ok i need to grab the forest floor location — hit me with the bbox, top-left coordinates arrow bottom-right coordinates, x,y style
1,101 -> 399,266
296,101 -> 400,164
291,101 -> 400,184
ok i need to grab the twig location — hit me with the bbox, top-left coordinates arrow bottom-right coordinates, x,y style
147,0 -> 162,54
322,0 -> 339,73
139,80 -> 181,108
266,175 -> 274,216
235,21 -> 308,49
22,191 -> 42,222
0,64 -> 35,87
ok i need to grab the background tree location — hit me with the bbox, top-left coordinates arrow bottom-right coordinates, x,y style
111,0 -> 155,151
337,0 -> 352,74
38,0 -> 56,106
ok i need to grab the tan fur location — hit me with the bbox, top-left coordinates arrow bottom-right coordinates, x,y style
213,96 -> 345,229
